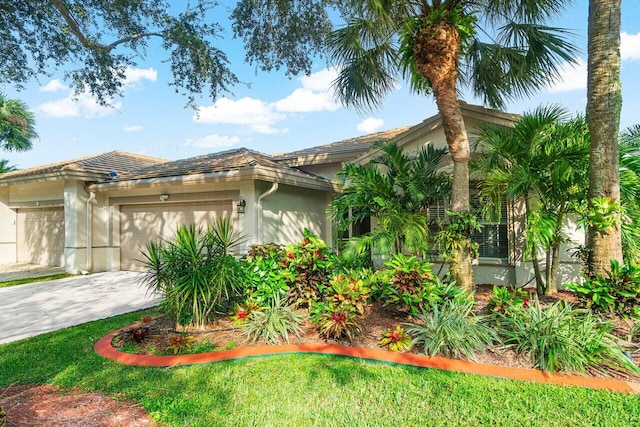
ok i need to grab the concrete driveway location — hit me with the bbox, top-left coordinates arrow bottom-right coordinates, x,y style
0,271 -> 162,345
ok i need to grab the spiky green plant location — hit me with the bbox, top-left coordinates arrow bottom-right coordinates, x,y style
499,299 -> 639,375
405,300 -> 498,360
241,296 -> 303,345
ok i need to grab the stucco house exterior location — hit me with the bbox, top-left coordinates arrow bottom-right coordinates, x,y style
0,102 -> 584,286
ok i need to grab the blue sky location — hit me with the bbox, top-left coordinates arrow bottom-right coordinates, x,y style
3,0 -> 640,170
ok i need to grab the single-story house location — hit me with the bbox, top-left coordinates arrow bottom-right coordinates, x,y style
0,102 -> 584,285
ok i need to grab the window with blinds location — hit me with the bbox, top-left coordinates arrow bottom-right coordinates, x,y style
427,196 -> 509,260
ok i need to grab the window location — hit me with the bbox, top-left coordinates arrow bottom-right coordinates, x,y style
427,196 -> 509,260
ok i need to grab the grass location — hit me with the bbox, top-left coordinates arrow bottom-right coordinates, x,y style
0,273 -> 72,288
0,310 -> 638,427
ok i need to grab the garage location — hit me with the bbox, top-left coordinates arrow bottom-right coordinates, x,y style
16,207 -> 65,266
119,201 -> 233,270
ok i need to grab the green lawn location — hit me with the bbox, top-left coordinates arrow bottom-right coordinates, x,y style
0,310 -> 638,427
0,273 -> 71,288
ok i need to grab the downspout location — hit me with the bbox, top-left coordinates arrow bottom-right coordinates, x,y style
257,183 -> 279,244
84,192 -> 96,273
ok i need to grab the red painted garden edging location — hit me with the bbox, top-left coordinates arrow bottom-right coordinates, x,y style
95,325 -> 640,394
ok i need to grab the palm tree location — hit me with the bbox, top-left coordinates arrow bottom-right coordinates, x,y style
328,0 -> 577,291
330,141 -> 450,258
472,105 -> 590,295
0,159 -> 16,173
0,92 -> 37,152
586,0 -> 623,276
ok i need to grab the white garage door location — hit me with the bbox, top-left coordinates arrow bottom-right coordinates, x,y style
119,201 -> 233,270
16,207 -> 65,267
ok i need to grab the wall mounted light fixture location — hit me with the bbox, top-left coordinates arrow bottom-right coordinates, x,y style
159,194 -> 169,202
237,197 -> 246,214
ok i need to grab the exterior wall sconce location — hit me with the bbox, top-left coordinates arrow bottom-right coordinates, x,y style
237,197 -> 246,214
159,194 -> 169,202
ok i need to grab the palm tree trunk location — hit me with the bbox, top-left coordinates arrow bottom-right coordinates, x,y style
414,20 -> 473,292
525,195 -> 545,296
587,0 -> 623,276
545,212 -> 564,295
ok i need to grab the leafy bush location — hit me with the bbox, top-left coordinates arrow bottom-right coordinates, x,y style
498,299 -> 639,375
140,218 -> 246,327
283,229 -> 336,307
405,300 -> 498,360
370,254 -> 465,315
566,260 -> 640,318
243,243 -> 289,304
485,285 -> 531,317
241,296 -> 303,345
317,307 -> 361,341
324,274 -> 370,315
379,326 -> 412,352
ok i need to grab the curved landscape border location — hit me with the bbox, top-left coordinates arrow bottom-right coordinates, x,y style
95,325 -> 640,394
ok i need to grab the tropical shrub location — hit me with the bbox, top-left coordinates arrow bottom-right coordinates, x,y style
405,300 -> 498,360
370,254 -> 465,315
324,274 -> 370,315
166,334 -> 196,354
231,300 -> 263,324
379,326 -> 412,352
566,260 -> 640,318
241,296 -> 303,345
317,307 -> 361,341
243,243 -> 289,304
485,285 -> 531,318
140,218 -> 246,327
283,229 -> 336,308
498,299 -> 639,375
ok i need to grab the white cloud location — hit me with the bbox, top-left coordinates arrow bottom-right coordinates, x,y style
124,67 -> 158,85
123,125 -> 144,132
194,97 -> 286,134
40,79 -> 68,93
357,118 -> 384,133
621,31 -> 640,61
194,68 -> 342,134
184,134 -> 241,148
38,93 -> 122,118
274,68 -> 340,113
546,57 -> 587,93
274,88 -> 341,113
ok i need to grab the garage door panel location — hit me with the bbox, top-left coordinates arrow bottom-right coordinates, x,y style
120,201 -> 232,271
17,208 -> 65,267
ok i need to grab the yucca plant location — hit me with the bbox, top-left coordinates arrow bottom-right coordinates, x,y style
139,218 -> 246,328
241,296 -> 303,345
499,299 -> 639,375
405,300 -> 498,360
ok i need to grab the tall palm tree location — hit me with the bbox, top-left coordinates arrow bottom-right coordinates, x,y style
0,92 -> 37,152
586,0 -> 623,276
328,0 -> 577,291
330,141 -> 450,258
472,105 -> 590,295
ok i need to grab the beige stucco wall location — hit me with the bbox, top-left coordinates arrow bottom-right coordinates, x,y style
260,183 -> 332,246
297,162 -> 344,181
0,187 -> 16,263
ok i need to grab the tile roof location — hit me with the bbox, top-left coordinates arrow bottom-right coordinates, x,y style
0,151 -> 165,181
114,147 -> 331,184
273,126 -> 411,162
